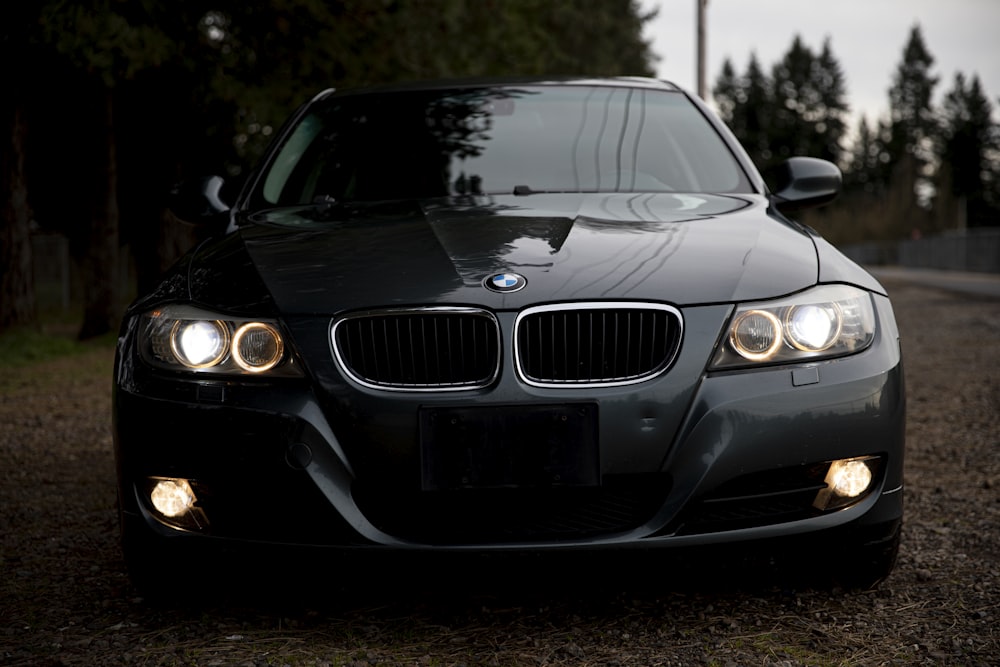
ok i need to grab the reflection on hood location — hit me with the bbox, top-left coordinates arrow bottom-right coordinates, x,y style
227,193 -> 815,314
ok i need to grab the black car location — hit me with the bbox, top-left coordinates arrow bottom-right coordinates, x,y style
113,77 -> 904,595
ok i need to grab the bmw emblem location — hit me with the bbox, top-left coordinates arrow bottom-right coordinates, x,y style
484,272 -> 527,293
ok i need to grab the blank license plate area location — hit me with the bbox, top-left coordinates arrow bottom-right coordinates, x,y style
420,404 -> 598,491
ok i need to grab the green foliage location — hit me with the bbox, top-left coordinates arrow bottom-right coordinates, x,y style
2,0 -> 657,335
25,0 -> 658,177
37,0 -> 177,86
0,327 -> 111,369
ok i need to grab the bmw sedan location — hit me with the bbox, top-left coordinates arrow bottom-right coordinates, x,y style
113,77 -> 904,596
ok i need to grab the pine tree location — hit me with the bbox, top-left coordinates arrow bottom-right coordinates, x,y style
769,35 -> 815,163
845,116 -> 880,194
767,36 -> 849,168
813,39 -> 850,165
713,53 -> 772,168
939,73 -> 1000,228
713,58 -> 740,127
741,54 -> 772,167
882,24 -> 938,211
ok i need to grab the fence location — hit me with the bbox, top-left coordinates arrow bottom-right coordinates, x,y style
841,227 -> 1000,274
30,233 -> 134,316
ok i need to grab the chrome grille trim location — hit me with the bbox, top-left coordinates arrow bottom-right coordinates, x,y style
514,302 -> 683,388
331,307 -> 501,392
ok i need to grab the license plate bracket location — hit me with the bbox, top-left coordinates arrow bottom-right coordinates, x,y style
420,404 -> 598,491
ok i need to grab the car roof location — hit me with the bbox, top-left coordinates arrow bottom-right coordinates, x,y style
315,76 -> 683,100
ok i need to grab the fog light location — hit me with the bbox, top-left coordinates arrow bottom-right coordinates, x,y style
813,457 -> 876,511
150,478 -> 196,518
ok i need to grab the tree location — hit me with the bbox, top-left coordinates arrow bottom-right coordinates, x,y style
712,52 -> 772,169
769,36 -> 849,167
3,0 -> 657,336
25,0 -> 189,338
712,58 -> 740,127
0,5 -> 40,331
938,73 -> 1000,228
881,24 -> 938,213
713,38 -> 848,173
1,101 -> 36,332
813,39 -> 850,164
844,116 -> 881,194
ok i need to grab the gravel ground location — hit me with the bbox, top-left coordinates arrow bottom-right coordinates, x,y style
1,276 -> 998,666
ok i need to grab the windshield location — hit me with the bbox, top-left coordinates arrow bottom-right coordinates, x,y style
258,85 -> 752,205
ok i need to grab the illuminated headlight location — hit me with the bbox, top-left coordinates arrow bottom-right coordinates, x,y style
711,285 -> 875,369
139,304 -> 300,376
171,320 -> 229,368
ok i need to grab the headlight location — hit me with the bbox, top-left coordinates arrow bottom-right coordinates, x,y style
138,304 -> 301,376
710,284 -> 876,369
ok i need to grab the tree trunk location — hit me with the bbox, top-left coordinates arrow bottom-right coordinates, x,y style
0,97 -> 37,331
77,88 -> 120,340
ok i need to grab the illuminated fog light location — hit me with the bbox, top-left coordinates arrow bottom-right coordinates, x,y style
150,478 -> 197,518
813,458 -> 876,511
171,320 -> 229,368
232,322 -> 284,372
785,303 -> 841,352
730,309 -> 783,360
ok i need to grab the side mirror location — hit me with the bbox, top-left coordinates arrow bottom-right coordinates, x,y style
767,157 -> 842,212
167,175 -> 230,225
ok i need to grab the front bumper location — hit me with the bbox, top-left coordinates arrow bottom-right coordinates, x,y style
114,296 -> 905,556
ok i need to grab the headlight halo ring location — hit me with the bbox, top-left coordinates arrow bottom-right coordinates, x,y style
729,308 -> 783,361
232,321 -> 285,373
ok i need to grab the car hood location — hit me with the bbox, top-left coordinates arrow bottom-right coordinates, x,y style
212,193 -> 820,314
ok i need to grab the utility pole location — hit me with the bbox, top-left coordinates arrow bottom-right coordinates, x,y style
696,0 -> 708,99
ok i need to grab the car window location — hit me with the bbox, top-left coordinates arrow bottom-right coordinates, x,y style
258,85 -> 752,205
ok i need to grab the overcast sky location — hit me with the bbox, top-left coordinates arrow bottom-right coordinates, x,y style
639,0 -> 1000,129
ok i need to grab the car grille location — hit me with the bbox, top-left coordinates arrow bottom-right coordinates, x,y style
332,308 -> 500,390
515,303 -> 683,387
353,474 -> 671,545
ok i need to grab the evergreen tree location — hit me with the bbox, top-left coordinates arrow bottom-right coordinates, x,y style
713,53 -> 771,168
741,54 -> 772,167
712,58 -> 740,127
845,116 -> 880,194
939,73 -> 1000,228
814,39 -> 850,165
0,4 -> 40,331
769,35 -> 816,162
769,35 -> 849,167
3,0 -> 657,335
882,24 -> 938,210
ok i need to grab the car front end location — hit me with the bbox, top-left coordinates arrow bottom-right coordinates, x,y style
113,78 -> 904,595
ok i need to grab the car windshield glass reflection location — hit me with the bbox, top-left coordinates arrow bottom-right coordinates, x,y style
260,86 -> 751,205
